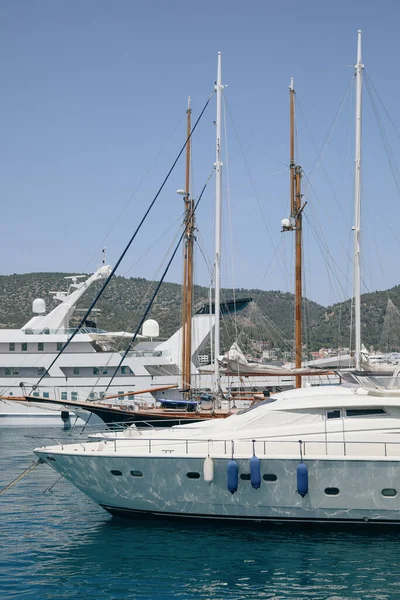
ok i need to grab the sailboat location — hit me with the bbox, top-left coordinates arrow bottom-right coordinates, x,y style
35,33 -> 400,526
21,53 -> 269,427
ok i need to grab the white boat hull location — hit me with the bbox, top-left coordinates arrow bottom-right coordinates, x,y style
34,450 -> 400,523
0,399 -> 84,427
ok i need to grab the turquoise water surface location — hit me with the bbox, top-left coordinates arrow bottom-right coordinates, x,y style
1,427 -> 400,600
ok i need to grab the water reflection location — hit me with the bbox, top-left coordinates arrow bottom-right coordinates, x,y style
1,429 -> 400,599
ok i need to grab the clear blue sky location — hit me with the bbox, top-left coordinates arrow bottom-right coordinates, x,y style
1,0 -> 400,307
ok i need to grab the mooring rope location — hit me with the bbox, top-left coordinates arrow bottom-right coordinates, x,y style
0,458 -> 44,496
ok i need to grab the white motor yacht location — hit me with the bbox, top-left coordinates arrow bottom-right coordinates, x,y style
34,374 -> 400,524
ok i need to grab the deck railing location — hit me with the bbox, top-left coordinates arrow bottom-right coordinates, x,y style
31,433 -> 400,460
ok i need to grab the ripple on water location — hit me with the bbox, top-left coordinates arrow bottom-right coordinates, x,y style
1,428 -> 400,599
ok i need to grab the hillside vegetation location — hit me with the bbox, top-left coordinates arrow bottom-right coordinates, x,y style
0,272 -> 399,353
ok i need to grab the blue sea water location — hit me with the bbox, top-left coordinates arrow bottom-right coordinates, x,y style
1,428 -> 400,600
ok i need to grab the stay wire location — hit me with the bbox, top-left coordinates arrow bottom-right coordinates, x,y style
222,96 -> 238,342
365,70 -> 400,143
223,97 -> 290,289
83,112 -> 186,272
31,93 -> 213,392
103,174 -> 212,394
302,76 -> 354,193
86,222 -> 187,397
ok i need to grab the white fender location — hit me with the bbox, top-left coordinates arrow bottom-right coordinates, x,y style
203,456 -> 214,483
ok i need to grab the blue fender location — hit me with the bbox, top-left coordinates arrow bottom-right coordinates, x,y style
227,459 -> 239,494
297,462 -> 308,497
250,455 -> 261,490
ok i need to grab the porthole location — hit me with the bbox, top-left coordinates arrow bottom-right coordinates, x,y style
240,473 -> 251,481
111,470 -> 123,476
130,470 -> 143,477
46,456 -> 56,462
325,487 -> 340,496
382,488 -> 397,497
263,474 -> 277,482
186,472 -> 200,479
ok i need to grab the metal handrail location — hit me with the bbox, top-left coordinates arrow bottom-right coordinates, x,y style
32,433 -> 400,459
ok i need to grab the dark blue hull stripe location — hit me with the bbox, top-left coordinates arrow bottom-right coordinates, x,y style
100,504 -> 400,526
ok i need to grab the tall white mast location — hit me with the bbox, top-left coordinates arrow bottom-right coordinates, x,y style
354,29 -> 363,370
214,51 -> 223,393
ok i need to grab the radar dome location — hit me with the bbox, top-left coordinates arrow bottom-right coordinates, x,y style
98,265 -> 112,278
142,319 -> 159,338
281,218 -> 291,229
32,298 -> 46,314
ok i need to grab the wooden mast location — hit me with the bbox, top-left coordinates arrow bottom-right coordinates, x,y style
294,164 -> 303,388
287,78 -> 303,388
181,97 -> 193,393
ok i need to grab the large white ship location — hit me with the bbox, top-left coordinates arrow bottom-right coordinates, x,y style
0,267 -> 300,427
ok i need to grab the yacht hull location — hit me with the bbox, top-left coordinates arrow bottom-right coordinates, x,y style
34,451 -> 400,524
0,399 -> 77,427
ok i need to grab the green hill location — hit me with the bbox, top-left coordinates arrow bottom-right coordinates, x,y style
0,272 -> 399,354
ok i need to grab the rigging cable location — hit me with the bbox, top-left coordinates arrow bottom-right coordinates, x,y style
85,220 -> 187,398
103,172 -> 213,394
223,97 -> 291,290
32,93 -> 213,391
222,96 -> 239,348
83,112 -> 186,273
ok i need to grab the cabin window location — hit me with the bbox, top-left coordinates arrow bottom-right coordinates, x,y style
12,368 -> 19,375
33,392 -> 39,397
128,392 -> 135,400
346,409 -> 387,417
99,392 -> 106,399
186,472 -> 201,479
382,488 -> 397,497
21,343 -> 27,352
73,367 -> 80,375
37,367 -> 45,376
263,474 -> 277,482
240,473 -> 251,481
89,392 -> 95,400
102,368 -> 108,375
57,342 -> 63,351
38,343 -> 44,351
327,410 -> 341,419
9,343 -> 15,351
325,487 -> 340,495
130,470 -> 143,477
93,367 -> 99,375
43,392 -> 49,398
71,392 -> 78,401
118,391 -> 124,398
61,392 -> 67,400
5,368 -> 10,375
121,366 -> 130,375
110,470 -> 123,476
